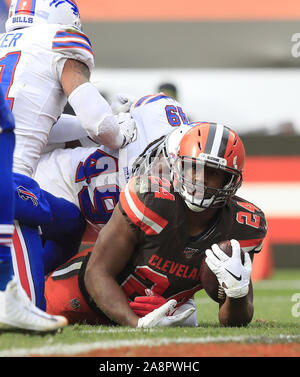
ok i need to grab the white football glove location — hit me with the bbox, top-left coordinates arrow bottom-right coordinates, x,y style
167,299 -> 197,327
111,93 -> 136,115
205,239 -> 252,299
137,299 -> 176,328
115,112 -> 137,148
137,299 -> 195,328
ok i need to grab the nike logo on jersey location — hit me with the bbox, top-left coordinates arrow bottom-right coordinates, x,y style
225,268 -> 242,281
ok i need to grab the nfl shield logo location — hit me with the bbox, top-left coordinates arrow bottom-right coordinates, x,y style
183,247 -> 201,259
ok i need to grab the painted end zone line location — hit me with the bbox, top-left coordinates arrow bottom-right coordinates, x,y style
0,335 -> 299,357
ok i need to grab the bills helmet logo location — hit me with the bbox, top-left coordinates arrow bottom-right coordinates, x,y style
50,0 -> 80,16
17,186 -> 38,207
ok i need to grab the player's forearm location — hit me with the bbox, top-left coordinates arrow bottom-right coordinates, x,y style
218,293 -> 253,327
48,114 -> 88,144
84,269 -> 139,327
68,83 -> 124,149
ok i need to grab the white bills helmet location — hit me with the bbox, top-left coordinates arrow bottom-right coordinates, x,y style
5,0 -> 82,32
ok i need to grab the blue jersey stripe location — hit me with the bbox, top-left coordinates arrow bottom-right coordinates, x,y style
54,31 -> 92,47
134,95 -> 152,108
52,41 -> 94,55
146,94 -> 172,104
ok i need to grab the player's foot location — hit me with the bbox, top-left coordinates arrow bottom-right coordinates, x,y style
0,278 -> 68,332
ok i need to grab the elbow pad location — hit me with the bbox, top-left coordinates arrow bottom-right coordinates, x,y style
68,82 -> 123,148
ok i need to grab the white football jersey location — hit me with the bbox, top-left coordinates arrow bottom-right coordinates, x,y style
0,24 -> 94,177
35,94 -> 189,228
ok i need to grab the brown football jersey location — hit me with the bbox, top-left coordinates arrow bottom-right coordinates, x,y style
79,174 -> 267,316
116,175 -> 266,304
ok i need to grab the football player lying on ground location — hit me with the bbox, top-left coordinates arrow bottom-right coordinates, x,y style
45,122 -> 267,328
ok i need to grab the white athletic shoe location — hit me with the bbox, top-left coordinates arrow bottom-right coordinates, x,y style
0,278 -> 68,332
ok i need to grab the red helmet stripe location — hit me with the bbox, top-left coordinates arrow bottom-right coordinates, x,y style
15,0 -> 36,15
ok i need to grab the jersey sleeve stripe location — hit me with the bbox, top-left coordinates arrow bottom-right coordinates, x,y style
134,95 -> 152,108
52,42 -> 94,56
145,94 -> 172,105
134,94 -> 173,109
120,187 -> 160,235
120,178 -> 168,235
124,182 -> 164,235
54,31 -> 92,46
53,30 -> 94,55
127,178 -> 168,230
120,189 -> 152,235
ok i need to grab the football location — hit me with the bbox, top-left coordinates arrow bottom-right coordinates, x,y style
200,240 -> 244,304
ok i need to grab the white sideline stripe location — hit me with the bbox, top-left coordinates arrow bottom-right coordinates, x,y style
52,261 -> 83,278
0,334 -> 299,357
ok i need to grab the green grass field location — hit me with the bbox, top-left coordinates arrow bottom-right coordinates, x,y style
0,269 -> 299,357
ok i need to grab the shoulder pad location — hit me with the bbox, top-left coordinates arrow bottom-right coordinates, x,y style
119,176 -> 171,235
52,26 -> 94,71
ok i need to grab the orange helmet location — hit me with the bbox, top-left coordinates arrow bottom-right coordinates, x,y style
171,122 -> 245,211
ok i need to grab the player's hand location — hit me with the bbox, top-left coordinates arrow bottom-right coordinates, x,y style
137,299 -> 196,328
111,93 -> 136,115
168,298 -> 198,327
130,295 -> 167,317
137,299 -> 177,328
158,305 -> 196,327
115,112 -> 137,148
205,239 -> 252,298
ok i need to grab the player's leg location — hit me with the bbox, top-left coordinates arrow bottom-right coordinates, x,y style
12,221 -> 47,310
12,173 -> 86,308
45,248 -> 114,325
0,90 -> 68,331
41,190 -> 86,275
0,107 -> 15,291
